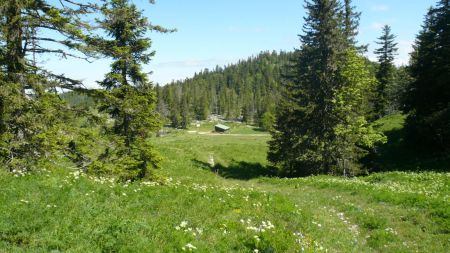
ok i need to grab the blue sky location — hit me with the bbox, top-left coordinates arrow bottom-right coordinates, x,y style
43,0 -> 436,88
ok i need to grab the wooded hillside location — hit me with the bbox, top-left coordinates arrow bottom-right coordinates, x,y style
156,51 -> 292,128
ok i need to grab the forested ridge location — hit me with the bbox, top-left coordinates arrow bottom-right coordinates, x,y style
154,50 -> 411,132
155,51 -> 291,128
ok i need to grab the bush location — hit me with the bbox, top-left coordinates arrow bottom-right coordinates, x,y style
86,139 -> 161,182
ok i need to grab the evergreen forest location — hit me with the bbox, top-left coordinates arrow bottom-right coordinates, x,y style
0,0 -> 449,252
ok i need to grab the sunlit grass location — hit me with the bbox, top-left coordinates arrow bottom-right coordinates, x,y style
1,126 -> 449,252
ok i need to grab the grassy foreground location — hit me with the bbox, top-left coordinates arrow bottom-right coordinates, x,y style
0,122 -> 449,252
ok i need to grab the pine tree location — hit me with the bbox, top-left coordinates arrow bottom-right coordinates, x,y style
268,0 -> 346,176
373,25 -> 398,119
0,0 -> 97,170
156,86 -> 170,125
405,0 -> 450,152
342,0 -> 360,47
93,0 -> 173,179
259,111 -> 275,131
268,0 -> 385,176
180,94 -> 191,128
387,66 -> 413,113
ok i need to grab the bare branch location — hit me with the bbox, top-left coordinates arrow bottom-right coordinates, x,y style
27,48 -> 93,62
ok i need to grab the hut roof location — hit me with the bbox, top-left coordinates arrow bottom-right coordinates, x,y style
215,124 -> 230,131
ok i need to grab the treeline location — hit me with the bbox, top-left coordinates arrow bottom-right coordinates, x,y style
156,51 -> 291,128
156,50 -> 410,130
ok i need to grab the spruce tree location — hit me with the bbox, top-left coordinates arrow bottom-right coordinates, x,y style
93,0 -> 172,179
0,0 -> 96,83
180,94 -> 191,128
405,0 -> 450,152
387,66 -> 413,113
374,25 -> 398,118
342,0 -> 361,47
268,0 -> 385,176
343,0 -> 369,52
268,0 -> 346,176
259,111 -> 275,131
0,0 -> 96,170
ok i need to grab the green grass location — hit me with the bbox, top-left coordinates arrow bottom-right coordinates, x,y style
369,113 -> 450,172
187,121 -> 267,135
1,117 -> 449,252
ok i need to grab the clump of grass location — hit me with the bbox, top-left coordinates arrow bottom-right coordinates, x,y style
357,214 -> 387,230
366,229 -> 398,249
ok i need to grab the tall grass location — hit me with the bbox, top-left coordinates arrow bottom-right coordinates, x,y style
1,119 -> 448,252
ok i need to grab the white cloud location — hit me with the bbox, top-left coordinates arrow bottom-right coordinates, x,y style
371,4 -> 389,12
395,40 -> 414,66
156,58 -> 236,68
226,26 -> 267,33
371,22 -> 386,30
369,17 -> 397,31
227,26 -> 242,33
366,40 -> 414,66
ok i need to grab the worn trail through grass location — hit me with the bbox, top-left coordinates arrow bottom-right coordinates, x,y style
152,131 -> 449,252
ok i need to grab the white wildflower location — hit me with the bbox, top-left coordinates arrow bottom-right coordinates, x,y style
183,243 -> 197,251
180,221 -> 188,228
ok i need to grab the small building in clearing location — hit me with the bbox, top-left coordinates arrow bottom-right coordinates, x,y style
215,124 -> 230,133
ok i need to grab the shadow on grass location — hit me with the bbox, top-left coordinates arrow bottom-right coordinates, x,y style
252,127 -> 269,133
193,159 -> 278,180
365,128 -> 450,172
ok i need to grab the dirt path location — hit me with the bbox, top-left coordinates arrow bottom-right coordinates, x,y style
187,131 -> 270,137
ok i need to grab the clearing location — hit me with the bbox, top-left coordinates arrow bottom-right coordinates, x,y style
0,119 -> 449,252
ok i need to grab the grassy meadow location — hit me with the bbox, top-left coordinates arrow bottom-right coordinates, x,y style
0,117 -> 449,252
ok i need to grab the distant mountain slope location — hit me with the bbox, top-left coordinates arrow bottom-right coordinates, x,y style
60,91 -> 95,109
156,51 -> 293,127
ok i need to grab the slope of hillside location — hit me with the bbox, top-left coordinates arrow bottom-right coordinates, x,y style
156,51 -> 293,127
367,114 -> 450,172
1,123 -> 448,252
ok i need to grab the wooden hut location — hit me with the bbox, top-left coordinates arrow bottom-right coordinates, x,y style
215,124 -> 230,133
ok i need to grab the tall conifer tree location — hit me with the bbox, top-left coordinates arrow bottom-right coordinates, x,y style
374,25 -> 398,118
405,0 -> 450,151
0,0 -> 96,170
93,0 -> 173,179
268,0 -> 385,176
342,0 -> 360,47
268,0 -> 346,175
